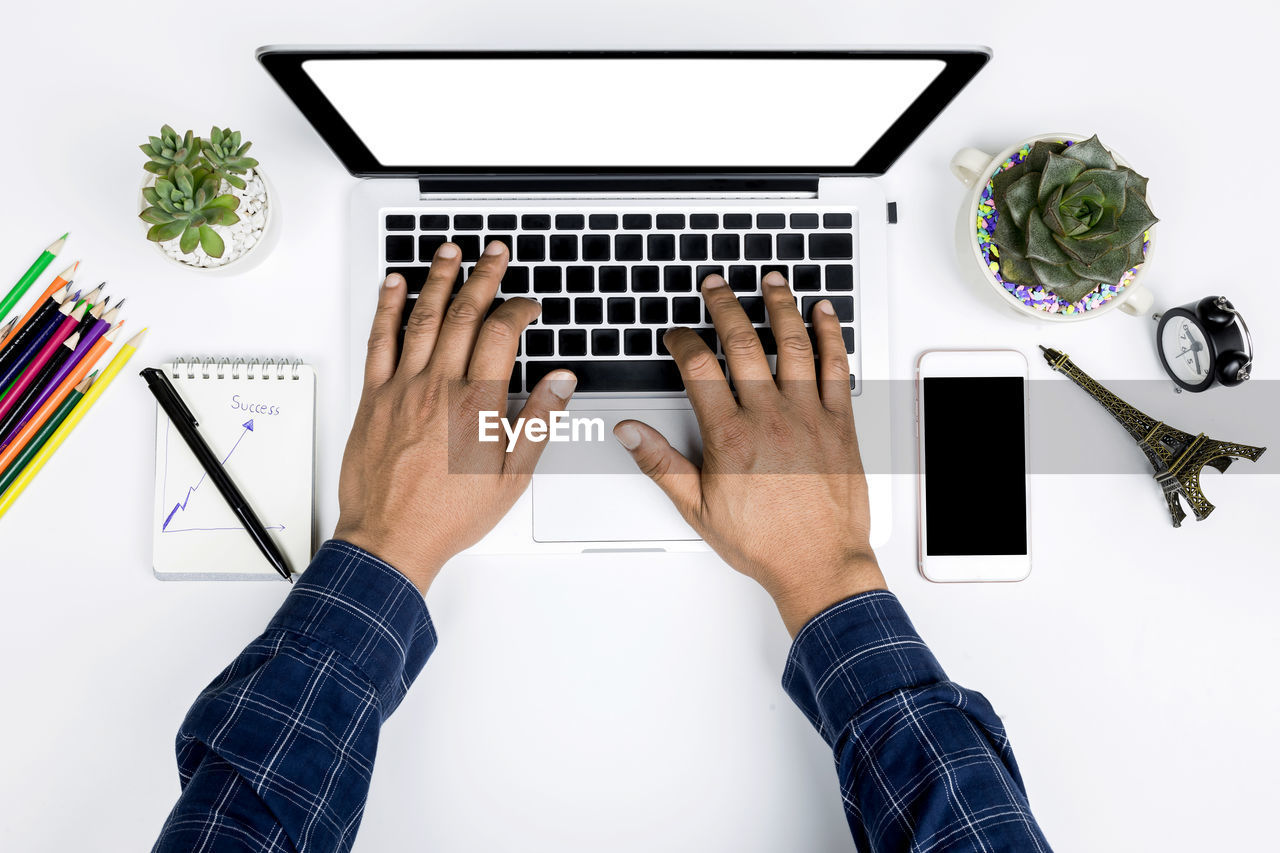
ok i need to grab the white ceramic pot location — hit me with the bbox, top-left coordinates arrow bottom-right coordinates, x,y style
138,168 -> 279,275
950,133 -> 1155,323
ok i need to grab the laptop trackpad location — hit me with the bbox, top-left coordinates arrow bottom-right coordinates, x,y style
532,408 -> 702,543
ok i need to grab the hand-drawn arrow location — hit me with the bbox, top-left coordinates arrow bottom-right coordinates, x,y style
162,419 -> 256,532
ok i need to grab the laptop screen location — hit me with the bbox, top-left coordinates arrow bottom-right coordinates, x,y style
260,50 -> 990,177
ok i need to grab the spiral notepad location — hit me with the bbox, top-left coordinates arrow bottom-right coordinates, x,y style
150,358 -> 316,580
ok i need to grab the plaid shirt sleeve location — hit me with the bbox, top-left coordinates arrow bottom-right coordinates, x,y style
153,540 -> 436,853
783,590 -> 1053,852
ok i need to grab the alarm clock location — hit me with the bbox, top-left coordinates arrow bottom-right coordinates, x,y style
1153,296 -> 1253,392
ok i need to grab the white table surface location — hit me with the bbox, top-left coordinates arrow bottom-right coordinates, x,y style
2,1 -> 1278,850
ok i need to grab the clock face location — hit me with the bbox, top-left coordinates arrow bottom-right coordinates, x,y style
1160,315 -> 1211,387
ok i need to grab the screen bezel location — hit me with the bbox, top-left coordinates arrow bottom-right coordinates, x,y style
256,47 -> 990,178
916,349 -> 1031,583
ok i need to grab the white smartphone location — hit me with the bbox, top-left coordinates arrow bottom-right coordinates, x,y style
916,349 -> 1031,582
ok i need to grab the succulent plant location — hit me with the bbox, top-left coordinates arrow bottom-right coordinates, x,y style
138,165 -> 241,257
990,135 -> 1157,304
200,126 -> 259,190
140,125 -> 203,176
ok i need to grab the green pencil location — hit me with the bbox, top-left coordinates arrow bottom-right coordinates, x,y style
0,370 -> 91,496
1,233 -> 67,324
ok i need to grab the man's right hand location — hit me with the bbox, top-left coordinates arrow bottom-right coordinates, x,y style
613,271 -> 886,636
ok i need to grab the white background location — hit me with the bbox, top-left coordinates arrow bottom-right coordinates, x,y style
1,1 -> 1278,851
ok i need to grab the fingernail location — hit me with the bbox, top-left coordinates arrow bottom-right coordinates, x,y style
614,423 -> 642,450
546,370 -> 577,400
436,243 -> 459,258
818,299 -> 835,315
383,273 -> 404,289
484,240 -> 506,256
763,271 -> 787,286
702,274 -> 726,289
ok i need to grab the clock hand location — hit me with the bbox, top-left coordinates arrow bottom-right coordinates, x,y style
1192,347 -> 1203,374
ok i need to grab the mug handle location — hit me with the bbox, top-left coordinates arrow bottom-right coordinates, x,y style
1118,281 -> 1154,316
950,147 -> 993,188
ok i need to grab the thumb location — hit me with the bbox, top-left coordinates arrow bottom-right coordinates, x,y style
614,419 -> 703,521
503,369 -> 577,477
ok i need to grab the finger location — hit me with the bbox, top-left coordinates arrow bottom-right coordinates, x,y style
613,419 -> 703,523
761,270 -> 817,398
467,297 -> 541,385
663,327 -> 737,422
431,240 -> 508,375
699,274 -> 775,405
398,242 -> 462,376
364,273 -> 407,389
503,369 -> 578,477
812,298 -> 854,414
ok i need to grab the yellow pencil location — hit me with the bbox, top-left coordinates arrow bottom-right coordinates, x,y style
0,328 -> 147,519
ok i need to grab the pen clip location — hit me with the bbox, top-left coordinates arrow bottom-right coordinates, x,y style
141,367 -> 200,428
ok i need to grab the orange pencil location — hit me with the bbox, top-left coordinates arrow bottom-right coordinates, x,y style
0,261 -> 78,350
0,323 -> 120,471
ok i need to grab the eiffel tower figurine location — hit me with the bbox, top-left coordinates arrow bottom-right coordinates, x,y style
1039,346 -> 1267,527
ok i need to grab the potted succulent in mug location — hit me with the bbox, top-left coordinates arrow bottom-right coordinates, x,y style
138,125 -> 277,272
951,134 -> 1158,321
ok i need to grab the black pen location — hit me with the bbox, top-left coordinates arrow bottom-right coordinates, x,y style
140,367 -> 292,581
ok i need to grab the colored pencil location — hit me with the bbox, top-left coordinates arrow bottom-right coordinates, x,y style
0,332 -> 80,446
0,300 -> 85,415
0,261 -> 78,351
0,318 -> 14,342
0,373 -> 93,497
0,328 -> 146,519
0,234 -> 66,324
0,281 -> 72,376
0,293 -> 78,400
0,325 -> 119,465
73,282 -> 104,315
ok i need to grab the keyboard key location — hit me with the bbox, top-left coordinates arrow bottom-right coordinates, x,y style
672,297 -> 701,324
790,212 -> 819,229
727,265 -> 757,292
599,266 -> 627,292
420,214 -> 449,231
689,213 -> 718,229
509,363 -> 522,394
488,214 -> 517,229
656,213 -> 685,229
592,328 -> 620,356
744,234 -> 772,260
823,212 -> 853,228
801,295 -> 854,322
550,234 -> 578,261
607,297 -> 636,325
486,297 -> 506,318
525,328 -> 554,357
632,266 -> 660,292
484,234 -> 513,256
555,213 -> 585,230
679,234 -> 708,261
582,234 -> 611,261
385,235 -> 414,262
810,233 -> 854,259
695,329 -> 719,351
712,233 -> 740,261
501,266 -> 530,293
385,266 -> 427,290
664,266 -> 693,292
386,214 -> 415,231
559,329 -> 588,356
454,214 -> 483,231
541,298 -> 570,324
793,265 -> 821,291
640,297 -> 668,324
566,266 -> 594,292
826,265 -> 854,291
622,213 -> 652,230
723,213 -> 751,229
624,328 -> 652,356
842,326 -> 856,353
777,234 -> 804,260
756,213 -> 785,229
517,234 -> 545,262
761,264 -> 788,283
418,234 -> 447,259
453,235 -> 481,261
647,234 -> 676,261
534,266 -> 562,293
588,213 -> 618,229
756,326 -> 777,355
575,297 -> 603,325
527,358 -> 686,392
696,265 -> 725,288
739,296 -> 765,323
522,214 -> 551,230
615,234 -> 643,261
656,328 -> 670,356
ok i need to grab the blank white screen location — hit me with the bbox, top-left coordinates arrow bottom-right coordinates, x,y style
301,57 -> 945,168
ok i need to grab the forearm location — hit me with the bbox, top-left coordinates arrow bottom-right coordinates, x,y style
153,541 -> 436,853
784,591 -> 1051,852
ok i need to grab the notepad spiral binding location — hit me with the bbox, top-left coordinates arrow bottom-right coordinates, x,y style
170,357 -> 304,381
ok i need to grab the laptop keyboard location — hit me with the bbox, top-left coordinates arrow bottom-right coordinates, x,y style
383,208 -> 858,394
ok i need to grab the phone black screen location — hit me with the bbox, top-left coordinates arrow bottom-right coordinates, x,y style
922,377 -> 1027,556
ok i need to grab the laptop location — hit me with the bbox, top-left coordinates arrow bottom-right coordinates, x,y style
257,47 -> 989,553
